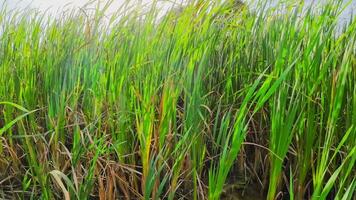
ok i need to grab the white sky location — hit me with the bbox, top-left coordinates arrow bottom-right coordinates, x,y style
3,0 -> 355,10
1,0 -> 355,21
4,0 -> 128,10
3,0 -> 183,18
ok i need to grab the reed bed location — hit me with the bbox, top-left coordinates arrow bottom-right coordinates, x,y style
0,0 -> 355,199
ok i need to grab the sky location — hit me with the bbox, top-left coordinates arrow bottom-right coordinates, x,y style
1,0 -> 355,21
3,0 -> 159,15
4,0 -> 125,10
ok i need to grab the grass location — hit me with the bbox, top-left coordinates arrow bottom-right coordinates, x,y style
0,0 -> 355,199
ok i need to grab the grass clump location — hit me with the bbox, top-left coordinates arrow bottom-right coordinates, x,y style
0,0 -> 355,199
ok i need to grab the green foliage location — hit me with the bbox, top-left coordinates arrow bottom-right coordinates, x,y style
0,0 -> 355,199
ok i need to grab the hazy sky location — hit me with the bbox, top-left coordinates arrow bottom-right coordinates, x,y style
4,0 -> 125,10
3,0 -> 156,14
2,0 -> 355,20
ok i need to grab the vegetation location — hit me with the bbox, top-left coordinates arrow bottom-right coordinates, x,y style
0,0 -> 355,199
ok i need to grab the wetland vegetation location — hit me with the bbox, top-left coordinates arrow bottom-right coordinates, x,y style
0,0 -> 355,199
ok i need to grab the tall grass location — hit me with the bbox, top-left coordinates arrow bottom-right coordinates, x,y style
0,0 -> 355,199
